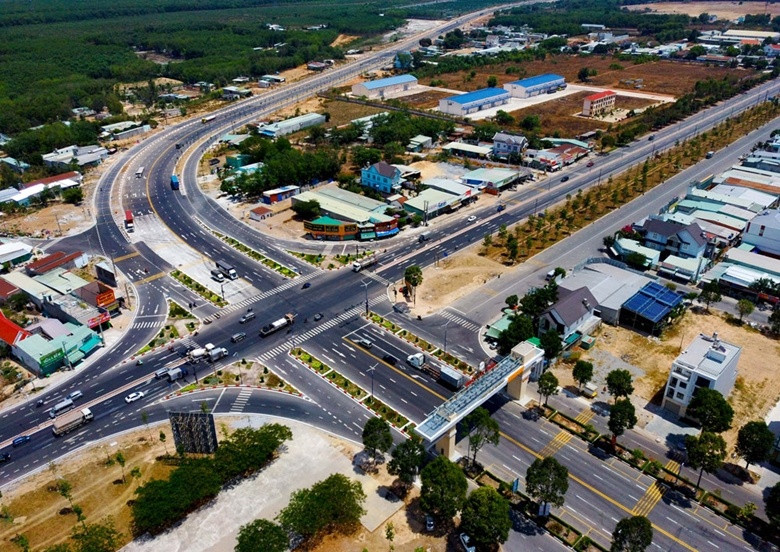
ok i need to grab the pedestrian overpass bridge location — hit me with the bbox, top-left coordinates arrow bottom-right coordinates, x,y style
415,341 -> 545,458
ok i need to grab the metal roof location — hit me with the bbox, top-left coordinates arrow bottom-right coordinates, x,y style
622,282 -> 683,323
507,73 -> 565,88
360,74 -> 417,90
446,87 -> 509,105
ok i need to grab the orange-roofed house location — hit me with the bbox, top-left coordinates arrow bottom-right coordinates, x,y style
0,312 -> 30,347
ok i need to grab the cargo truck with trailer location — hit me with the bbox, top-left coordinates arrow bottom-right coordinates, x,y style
406,353 -> 466,389
352,253 -> 378,272
216,260 -> 238,280
260,313 -> 295,337
52,408 -> 93,436
124,210 -> 134,232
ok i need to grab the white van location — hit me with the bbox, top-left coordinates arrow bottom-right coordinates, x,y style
49,398 -> 74,419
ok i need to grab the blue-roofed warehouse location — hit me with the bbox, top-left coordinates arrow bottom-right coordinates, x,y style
439,87 -> 510,116
351,74 -> 418,99
504,73 -> 566,98
620,281 -> 684,336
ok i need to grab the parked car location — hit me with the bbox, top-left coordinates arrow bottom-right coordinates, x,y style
67,390 -> 83,401
125,391 -> 145,404
459,533 -> 476,552
425,515 -> 434,532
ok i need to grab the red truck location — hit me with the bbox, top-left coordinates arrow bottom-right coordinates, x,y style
124,210 -> 134,232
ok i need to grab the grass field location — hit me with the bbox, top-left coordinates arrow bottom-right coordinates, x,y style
429,56 -> 755,98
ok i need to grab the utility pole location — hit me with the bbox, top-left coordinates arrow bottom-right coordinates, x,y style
443,320 -> 450,355
362,280 -> 369,315
367,363 -> 377,399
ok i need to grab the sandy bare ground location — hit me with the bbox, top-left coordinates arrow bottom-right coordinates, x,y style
570,309 -> 780,447
331,34 -> 358,47
627,1 -> 780,19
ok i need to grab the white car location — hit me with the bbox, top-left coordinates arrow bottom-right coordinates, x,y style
467,215 -> 477,223
459,533 -> 476,552
125,391 -> 145,404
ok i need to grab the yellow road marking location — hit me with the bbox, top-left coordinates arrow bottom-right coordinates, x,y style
632,480 -> 666,517
665,459 -> 680,472
539,431 -> 572,457
113,251 -> 140,262
574,407 -> 594,424
135,272 -> 166,285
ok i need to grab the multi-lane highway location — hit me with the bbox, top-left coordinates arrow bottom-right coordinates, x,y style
1,2 -> 779,548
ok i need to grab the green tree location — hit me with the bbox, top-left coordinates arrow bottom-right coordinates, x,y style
277,474 -> 366,540
765,482 -> 780,529
463,407 -> 500,467
159,431 -> 169,455
572,360 -> 594,391
487,75 -> 498,88
505,294 -> 519,310
525,457 -> 569,513
11,534 -> 30,552
42,545 -> 71,552
611,515 -> 653,552
521,115 -> 541,131
419,456 -> 467,521
497,313 -> 534,355
115,452 -> 126,484
62,187 -> 84,204
385,522 -> 395,550
57,478 -> 75,509
736,299 -> 755,322
624,252 -> 648,270
235,519 -> 287,552
687,388 -> 733,433
290,199 -> 321,220
578,67 -> 591,82
71,518 -> 122,552
460,487 -> 512,549
362,417 -> 393,462
539,329 -> 562,360
404,265 -> 423,305
606,369 -> 634,399
494,110 -> 513,125
698,280 -> 722,312
537,371 -> 559,406
608,399 -> 637,448
388,439 -> 425,490
685,431 -> 726,488
735,421 -> 774,470
771,309 -> 780,335
601,134 -> 616,151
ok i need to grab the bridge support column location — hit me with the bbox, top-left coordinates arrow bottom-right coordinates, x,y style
436,426 -> 457,459
506,373 -> 527,401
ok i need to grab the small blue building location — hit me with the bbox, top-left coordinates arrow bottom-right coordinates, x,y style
361,161 -> 401,194
438,88 -> 510,116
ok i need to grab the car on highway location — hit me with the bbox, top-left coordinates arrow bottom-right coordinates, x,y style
302,282 -> 311,289
67,390 -> 83,401
313,313 -> 323,321
459,533 -> 476,552
382,354 -> 397,366
240,312 -> 256,324
560,175 -> 570,182
648,134 -> 655,141
354,338 -> 373,349
12,436 -> 30,448
231,332 -> 247,343
586,160 -> 594,167
0,452 -> 10,463
125,391 -> 145,404
496,204 -> 506,212
467,215 -> 477,223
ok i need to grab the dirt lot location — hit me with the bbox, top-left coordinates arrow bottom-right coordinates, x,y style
399,89 -> 454,110
504,92 -> 657,137
432,56 -> 755,98
575,309 -> 780,447
627,1 -> 780,19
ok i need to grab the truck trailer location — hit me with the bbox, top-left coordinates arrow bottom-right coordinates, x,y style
406,353 -> 466,389
216,260 -> 238,280
208,347 -> 228,362
52,408 -> 93,436
170,174 -> 180,190
260,313 -> 295,337
352,253 -> 378,272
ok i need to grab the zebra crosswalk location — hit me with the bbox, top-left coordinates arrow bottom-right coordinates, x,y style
210,271 -> 320,320
131,319 -> 166,330
362,270 -> 391,286
440,309 -> 481,332
256,295 -> 385,363
230,389 -> 252,413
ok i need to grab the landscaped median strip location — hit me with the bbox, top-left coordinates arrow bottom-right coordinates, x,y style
208,226 -> 298,278
290,347 -> 411,430
364,311 -> 474,377
171,269 -> 227,307
288,249 -> 374,271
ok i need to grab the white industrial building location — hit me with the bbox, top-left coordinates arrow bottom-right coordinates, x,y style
438,88 -> 510,117
351,74 -> 418,99
661,333 -> 741,418
422,177 -> 479,204
259,113 -> 326,138
504,73 -> 565,98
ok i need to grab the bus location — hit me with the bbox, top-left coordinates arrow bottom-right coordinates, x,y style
135,167 -> 145,178
202,115 -> 217,124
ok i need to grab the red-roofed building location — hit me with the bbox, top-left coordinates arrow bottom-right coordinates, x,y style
583,90 -> 616,117
0,279 -> 20,303
248,206 -> 274,221
25,251 -> 84,276
21,171 -> 82,190
0,312 -> 30,347
765,43 -> 780,57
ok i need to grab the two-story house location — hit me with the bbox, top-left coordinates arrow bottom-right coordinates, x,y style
492,132 -> 527,158
638,218 -> 709,259
361,161 -> 401,194
538,287 -> 599,344
661,332 -> 741,418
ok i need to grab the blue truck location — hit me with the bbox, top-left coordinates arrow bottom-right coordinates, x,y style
171,175 -> 179,190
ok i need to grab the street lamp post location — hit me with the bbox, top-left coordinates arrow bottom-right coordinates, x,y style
367,363 -> 377,399
362,281 -> 369,316
220,283 -> 225,302
443,320 -> 450,355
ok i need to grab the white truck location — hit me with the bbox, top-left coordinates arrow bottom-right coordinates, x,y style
52,408 -> 93,436
189,347 -> 207,362
208,347 -> 228,362
260,313 -> 295,337
216,260 -> 238,280
406,353 -> 466,389
167,367 -> 188,382
352,253 -> 378,272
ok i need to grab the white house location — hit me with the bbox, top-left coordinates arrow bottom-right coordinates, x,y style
742,209 -> 780,256
661,332 -> 741,418
492,132 -> 527,157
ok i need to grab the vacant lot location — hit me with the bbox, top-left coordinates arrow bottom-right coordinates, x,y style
504,92 -> 657,137
627,1 -> 780,19
399,89 -> 453,109
430,56 -> 754,98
